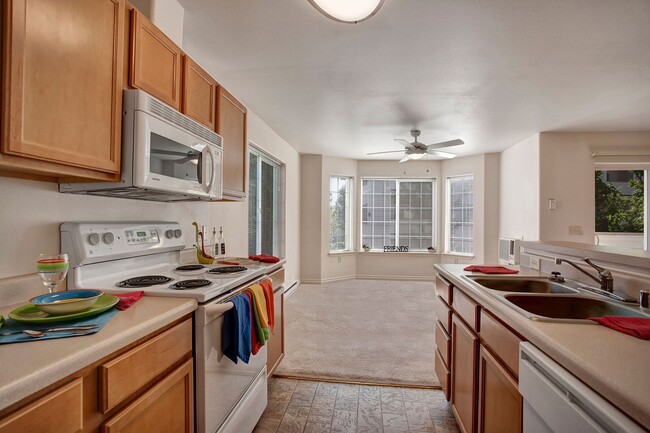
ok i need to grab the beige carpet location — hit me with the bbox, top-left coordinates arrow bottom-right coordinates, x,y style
274,279 -> 440,387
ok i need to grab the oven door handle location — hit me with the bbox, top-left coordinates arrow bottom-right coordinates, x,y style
205,302 -> 234,317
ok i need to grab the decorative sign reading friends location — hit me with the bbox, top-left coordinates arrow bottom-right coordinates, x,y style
383,246 -> 409,252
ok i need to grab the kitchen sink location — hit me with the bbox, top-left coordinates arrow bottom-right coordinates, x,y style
504,295 -> 649,321
467,276 -> 578,294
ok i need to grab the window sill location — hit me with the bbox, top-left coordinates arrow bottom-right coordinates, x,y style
358,251 -> 439,256
441,252 -> 475,259
328,250 -> 356,256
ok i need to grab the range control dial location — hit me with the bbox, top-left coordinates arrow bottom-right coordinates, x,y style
165,229 -> 174,239
102,232 -> 115,245
174,229 -> 182,238
88,233 -> 101,246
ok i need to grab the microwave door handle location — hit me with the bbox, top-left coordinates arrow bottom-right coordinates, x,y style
203,145 -> 215,191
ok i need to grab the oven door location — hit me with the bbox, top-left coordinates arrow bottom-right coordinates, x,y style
132,110 -> 220,199
195,302 -> 268,433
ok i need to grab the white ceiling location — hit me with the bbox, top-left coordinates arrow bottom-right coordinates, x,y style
179,0 -> 650,160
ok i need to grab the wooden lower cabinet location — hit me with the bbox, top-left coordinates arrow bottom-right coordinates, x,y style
102,359 -> 193,433
478,347 -> 522,433
267,268 -> 286,375
0,317 -> 193,433
451,314 -> 479,433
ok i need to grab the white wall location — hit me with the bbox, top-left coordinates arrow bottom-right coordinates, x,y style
500,133 -> 540,241
300,155 -> 323,282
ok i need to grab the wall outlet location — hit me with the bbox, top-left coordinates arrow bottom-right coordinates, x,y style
568,225 -> 583,236
337,256 -> 342,263
529,256 -> 541,271
548,198 -> 556,210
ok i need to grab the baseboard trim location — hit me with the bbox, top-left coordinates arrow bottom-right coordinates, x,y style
272,373 -> 441,390
284,280 -> 300,299
301,275 -> 356,284
355,274 -> 435,282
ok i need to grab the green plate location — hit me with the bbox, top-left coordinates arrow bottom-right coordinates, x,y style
9,295 -> 119,324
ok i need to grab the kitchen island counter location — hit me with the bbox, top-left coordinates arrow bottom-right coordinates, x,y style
0,295 -> 197,413
435,264 -> 650,429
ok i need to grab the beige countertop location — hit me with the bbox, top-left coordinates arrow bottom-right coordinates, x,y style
0,296 -> 197,412
435,264 -> 650,430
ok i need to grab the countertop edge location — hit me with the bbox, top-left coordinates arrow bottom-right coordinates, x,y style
434,264 -> 650,429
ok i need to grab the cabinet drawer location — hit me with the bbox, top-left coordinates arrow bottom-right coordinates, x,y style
435,275 -> 453,305
0,379 -> 83,433
435,319 -> 451,367
269,267 -> 285,290
434,348 -> 451,402
433,295 -> 452,333
453,287 -> 480,332
99,319 -> 192,413
480,310 -> 522,378
102,358 -> 193,433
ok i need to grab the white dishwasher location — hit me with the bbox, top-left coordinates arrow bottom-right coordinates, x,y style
518,342 -> 645,433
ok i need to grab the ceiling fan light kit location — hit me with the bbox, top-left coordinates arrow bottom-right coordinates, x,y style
308,0 -> 385,23
368,129 -> 463,163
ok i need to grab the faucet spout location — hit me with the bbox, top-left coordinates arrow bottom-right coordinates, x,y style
554,257 -> 614,293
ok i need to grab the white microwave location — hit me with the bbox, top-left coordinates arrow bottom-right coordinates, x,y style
60,90 -> 223,202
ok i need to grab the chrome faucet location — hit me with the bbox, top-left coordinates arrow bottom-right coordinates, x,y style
554,257 -> 614,292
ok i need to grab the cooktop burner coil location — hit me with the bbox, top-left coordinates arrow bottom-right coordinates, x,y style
207,266 -> 248,274
174,264 -> 206,271
170,279 -> 213,290
116,275 -> 173,288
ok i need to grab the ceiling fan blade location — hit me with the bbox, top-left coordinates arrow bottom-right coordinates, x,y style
367,150 -> 406,155
394,139 -> 414,148
399,155 -> 410,163
426,139 -> 464,149
427,150 -> 457,159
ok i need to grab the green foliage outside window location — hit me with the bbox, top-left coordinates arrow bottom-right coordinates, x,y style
595,170 -> 644,233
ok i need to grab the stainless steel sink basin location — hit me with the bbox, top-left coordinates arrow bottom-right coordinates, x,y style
504,295 -> 649,321
467,277 -> 578,294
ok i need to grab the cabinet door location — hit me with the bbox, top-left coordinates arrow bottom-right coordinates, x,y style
0,379 -> 83,433
216,86 -> 247,200
2,0 -> 124,179
182,56 -> 217,129
478,346 -> 522,433
451,315 -> 479,433
129,9 -> 182,110
102,359 -> 193,433
267,288 -> 285,375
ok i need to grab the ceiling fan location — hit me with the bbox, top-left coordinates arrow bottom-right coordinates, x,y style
367,130 -> 464,162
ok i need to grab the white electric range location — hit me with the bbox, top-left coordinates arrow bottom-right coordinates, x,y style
60,221 -> 272,433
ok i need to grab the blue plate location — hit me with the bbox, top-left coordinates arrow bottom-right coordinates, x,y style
30,289 -> 103,305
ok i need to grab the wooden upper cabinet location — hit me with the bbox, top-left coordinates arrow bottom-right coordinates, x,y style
182,56 -> 217,129
216,86 -> 247,200
1,0 -> 124,181
129,8 -> 182,110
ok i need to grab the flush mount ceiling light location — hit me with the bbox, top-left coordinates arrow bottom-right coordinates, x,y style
308,0 -> 385,23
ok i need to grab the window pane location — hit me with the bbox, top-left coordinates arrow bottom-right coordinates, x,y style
447,175 -> 474,254
248,149 -> 281,257
329,176 -> 353,251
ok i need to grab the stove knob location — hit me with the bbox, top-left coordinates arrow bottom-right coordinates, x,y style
174,229 -> 182,238
88,232 -> 101,246
165,229 -> 174,239
103,232 -> 115,245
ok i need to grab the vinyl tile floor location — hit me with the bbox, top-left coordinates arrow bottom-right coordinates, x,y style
253,377 -> 461,433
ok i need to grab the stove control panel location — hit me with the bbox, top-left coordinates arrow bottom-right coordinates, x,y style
125,229 -> 160,246
61,221 -> 185,268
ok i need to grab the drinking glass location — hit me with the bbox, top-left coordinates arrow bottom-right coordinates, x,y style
37,254 -> 69,293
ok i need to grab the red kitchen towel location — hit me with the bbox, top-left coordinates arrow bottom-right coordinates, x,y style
248,254 -> 281,263
463,265 -> 519,274
114,291 -> 145,310
588,316 -> 650,339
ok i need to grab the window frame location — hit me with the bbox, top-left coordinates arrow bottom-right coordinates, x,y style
359,177 -> 436,253
248,144 -> 284,257
445,174 -> 474,256
329,175 -> 354,252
